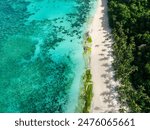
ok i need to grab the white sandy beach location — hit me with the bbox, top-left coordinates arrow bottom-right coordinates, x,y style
89,0 -> 120,112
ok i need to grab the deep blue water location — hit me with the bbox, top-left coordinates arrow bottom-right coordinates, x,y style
0,0 -> 96,112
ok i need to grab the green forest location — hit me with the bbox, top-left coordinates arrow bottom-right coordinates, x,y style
108,0 -> 150,112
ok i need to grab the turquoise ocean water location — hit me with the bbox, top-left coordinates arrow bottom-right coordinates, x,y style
0,0 -> 96,112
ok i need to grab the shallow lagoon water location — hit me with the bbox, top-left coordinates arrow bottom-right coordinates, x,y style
0,0 -> 96,112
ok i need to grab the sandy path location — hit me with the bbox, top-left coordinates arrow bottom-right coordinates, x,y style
89,0 -> 120,112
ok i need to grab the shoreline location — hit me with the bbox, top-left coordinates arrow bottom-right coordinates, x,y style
89,0 -> 120,112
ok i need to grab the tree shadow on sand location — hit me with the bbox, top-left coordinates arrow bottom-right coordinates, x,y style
99,57 -> 109,61
94,0 -> 120,112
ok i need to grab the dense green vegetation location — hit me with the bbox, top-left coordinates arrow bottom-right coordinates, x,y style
108,0 -> 150,112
